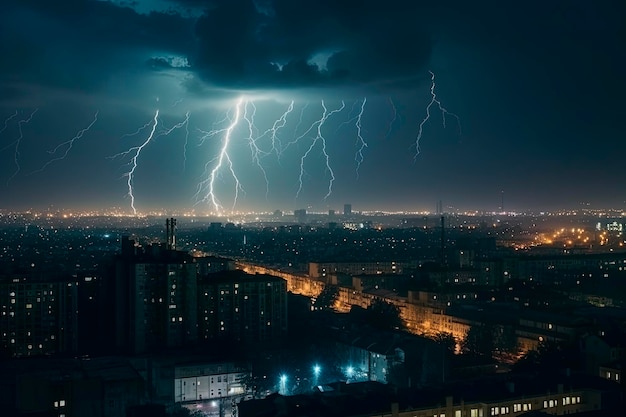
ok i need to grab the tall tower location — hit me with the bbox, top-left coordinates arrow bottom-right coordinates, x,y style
343,204 -> 352,216
166,217 -> 177,250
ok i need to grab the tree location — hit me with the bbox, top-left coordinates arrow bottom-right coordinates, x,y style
513,339 -> 581,374
461,324 -> 495,357
313,285 -> 339,310
433,331 -> 457,355
493,324 -> 519,356
363,298 -> 404,331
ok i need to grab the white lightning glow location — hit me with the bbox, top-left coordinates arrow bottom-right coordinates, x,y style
120,119 -> 153,140
158,111 -> 190,170
242,100 -> 270,195
31,111 -> 99,174
5,108 -> 38,185
296,100 -> 345,200
109,109 -> 159,215
354,98 -> 367,178
0,111 -> 18,136
181,111 -> 191,171
414,70 -> 461,159
385,97 -> 399,139
195,97 -> 244,213
258,100 -> 294,157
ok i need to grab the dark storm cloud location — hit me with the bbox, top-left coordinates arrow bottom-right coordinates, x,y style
186,0 -> 624,95
191,0 -> 432,90
0,0 -> 193,95
2,0 -> 622,97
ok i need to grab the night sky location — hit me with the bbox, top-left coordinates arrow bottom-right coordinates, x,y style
0,0 -> 624,214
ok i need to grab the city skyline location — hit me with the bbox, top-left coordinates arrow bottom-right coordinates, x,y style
0,1 -> 624,214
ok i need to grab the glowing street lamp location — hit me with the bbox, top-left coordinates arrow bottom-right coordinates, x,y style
313,364 -> 321,377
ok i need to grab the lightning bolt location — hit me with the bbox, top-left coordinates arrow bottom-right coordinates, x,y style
120,119 -> 153,140
195,98 -> 244,213
296,100 -> 345,200
181,111 -> 191,171
335,99 -> 368,178
0,111 -> 18,137
353,98 -> 367,178
242,100 -> 271,198
258,100 -> 294,158
385,97 -> 399,139
293,103 -> 309,139
109,110 -> 159,215
4,108 -> 38,185
30,111 -> 99,174
157,111 -> 191,170
414,70 -> 461,159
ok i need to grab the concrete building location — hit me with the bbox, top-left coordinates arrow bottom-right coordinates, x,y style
309,261 -> 402,279
174,362 -> 249,404
238,375 -> 622,417
1,357 -> 145,417
114,240 -> 198,353
0,276 -> 78,357
197,270 -> 288,344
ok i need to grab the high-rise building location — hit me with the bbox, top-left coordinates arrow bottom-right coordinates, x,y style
294,209 -> 307,223
112,220 -> 235,354
113,238 -> 198,354
344,204 -> 352,216
0,277 -> 78,357
197,270 -> 287,344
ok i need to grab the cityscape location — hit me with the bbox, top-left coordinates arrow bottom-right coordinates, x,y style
1,206 -> 626,416
1,1 -> 625,417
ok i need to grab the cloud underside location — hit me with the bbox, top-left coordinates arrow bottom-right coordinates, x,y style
0,0 -> 623,97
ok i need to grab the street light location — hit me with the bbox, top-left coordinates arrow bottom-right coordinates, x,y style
313,364 -> 321,377
279,374 -> 288,395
